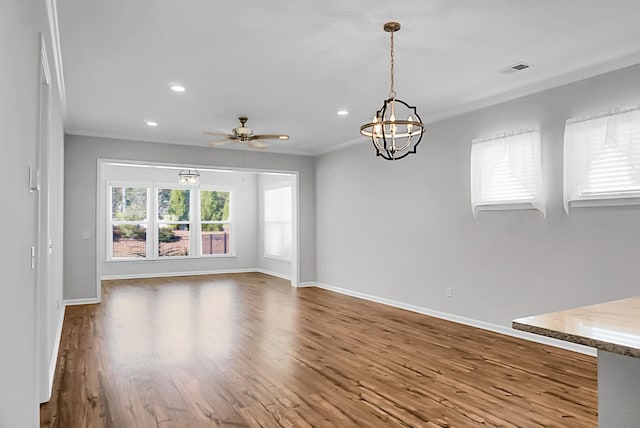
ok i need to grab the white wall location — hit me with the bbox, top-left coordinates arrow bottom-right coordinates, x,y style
317,63 -> 640,328
99,164 -> 258,279
40,50 -> 66,404
65,135 -> 316,301
257,173 -> 294,279
0,0 -> 65,425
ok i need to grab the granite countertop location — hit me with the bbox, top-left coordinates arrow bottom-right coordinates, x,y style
512,296 -> 640,358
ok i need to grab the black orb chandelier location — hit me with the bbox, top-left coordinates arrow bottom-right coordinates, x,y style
178,169 -> 200,186
360,22 -> 425,161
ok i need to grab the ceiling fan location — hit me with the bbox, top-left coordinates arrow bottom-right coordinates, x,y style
203,116 -> 289,149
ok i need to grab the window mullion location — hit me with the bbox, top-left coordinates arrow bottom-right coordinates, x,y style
107,186 -> 113,260
151,186 -> 158,259
196,189 -> 201,256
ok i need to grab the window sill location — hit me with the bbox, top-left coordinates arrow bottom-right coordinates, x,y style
473,201 -> 544,215
263,254 -> 292,263
568,197 -> 640,210
106,255 -> 237,263
198,254 -> 237,259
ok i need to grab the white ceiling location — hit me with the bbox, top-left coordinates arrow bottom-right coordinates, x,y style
57,0 -> 640,156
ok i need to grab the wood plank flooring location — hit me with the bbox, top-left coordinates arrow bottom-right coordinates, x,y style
40,273 -> 597,427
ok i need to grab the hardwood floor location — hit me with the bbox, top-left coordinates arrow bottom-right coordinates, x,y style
40,273 -> 597,427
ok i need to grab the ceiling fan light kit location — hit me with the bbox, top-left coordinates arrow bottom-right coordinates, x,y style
203,116 -> 289,150
360,21 -> 425,161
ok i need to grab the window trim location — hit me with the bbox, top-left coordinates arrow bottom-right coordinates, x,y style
563,106 -> 640,212
107,181 -> 152,261
155,184 -> 194,259
470,128 -> 545,217
197,185 -> 235,257
106,182 -> 236,262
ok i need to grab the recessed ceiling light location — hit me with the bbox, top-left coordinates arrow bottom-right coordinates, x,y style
170,85 -> 186,92
145,121 -> 158,127
337,109 -> 349,116
278,135 -> 289,140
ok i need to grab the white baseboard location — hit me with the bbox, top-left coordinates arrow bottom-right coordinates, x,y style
100,268 -> 256,281
254,268 -> 291,281
296,281 -> 315,288
64,297 -> 101,306
44,305 -> 65,402
314,282 -> 596,357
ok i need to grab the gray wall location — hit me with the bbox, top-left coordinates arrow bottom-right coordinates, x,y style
1,0 -> 65,425
65,135 -> 316,300
317,63 -> 640,328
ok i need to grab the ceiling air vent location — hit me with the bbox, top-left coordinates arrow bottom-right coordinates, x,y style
498,62 -> 532,74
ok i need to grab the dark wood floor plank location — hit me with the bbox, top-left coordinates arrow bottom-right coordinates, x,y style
40,273 -> 597,427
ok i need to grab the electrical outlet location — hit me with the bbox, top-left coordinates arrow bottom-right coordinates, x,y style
446,287 -> 453,297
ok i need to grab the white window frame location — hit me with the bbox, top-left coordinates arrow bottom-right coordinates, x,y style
106,181 -> 152,261
155,184 -> 195,259
470,128 -> 545,217
563,106 -> 640,212
263,182 -> 293,261
106,181 -> 238,262
197,185 -> 235,257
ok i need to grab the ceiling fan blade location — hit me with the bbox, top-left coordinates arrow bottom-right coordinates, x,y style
254,134 -> 289,140
208,138 -> 235,146
247,140 -> 269,149
203,131 -> 232,137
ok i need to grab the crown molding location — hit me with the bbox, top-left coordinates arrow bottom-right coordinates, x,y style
320,50 -> 640,158
45,0 -> 67,117
426,50 -> 640,125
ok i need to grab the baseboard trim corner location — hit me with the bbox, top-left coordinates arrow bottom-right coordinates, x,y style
254,268 -> 291,281
314,282 -> 596,357
296,281 -> 315,288
64,297 -> 101,306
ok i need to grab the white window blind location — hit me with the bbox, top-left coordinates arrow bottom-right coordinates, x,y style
264,186 -> 292,259
563,106 -> 640,212
470,129 -> 544,217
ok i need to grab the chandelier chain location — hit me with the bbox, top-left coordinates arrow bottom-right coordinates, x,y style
389,30 -> 395,99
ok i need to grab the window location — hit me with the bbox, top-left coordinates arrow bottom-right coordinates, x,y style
200,189 -> 232,256
157,188 -> 192,257
109,185 -> 149,259
563,106 -> 640,211
106,178 -> 237,261
264,185 -> 292,260
470,129 -> 544,216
